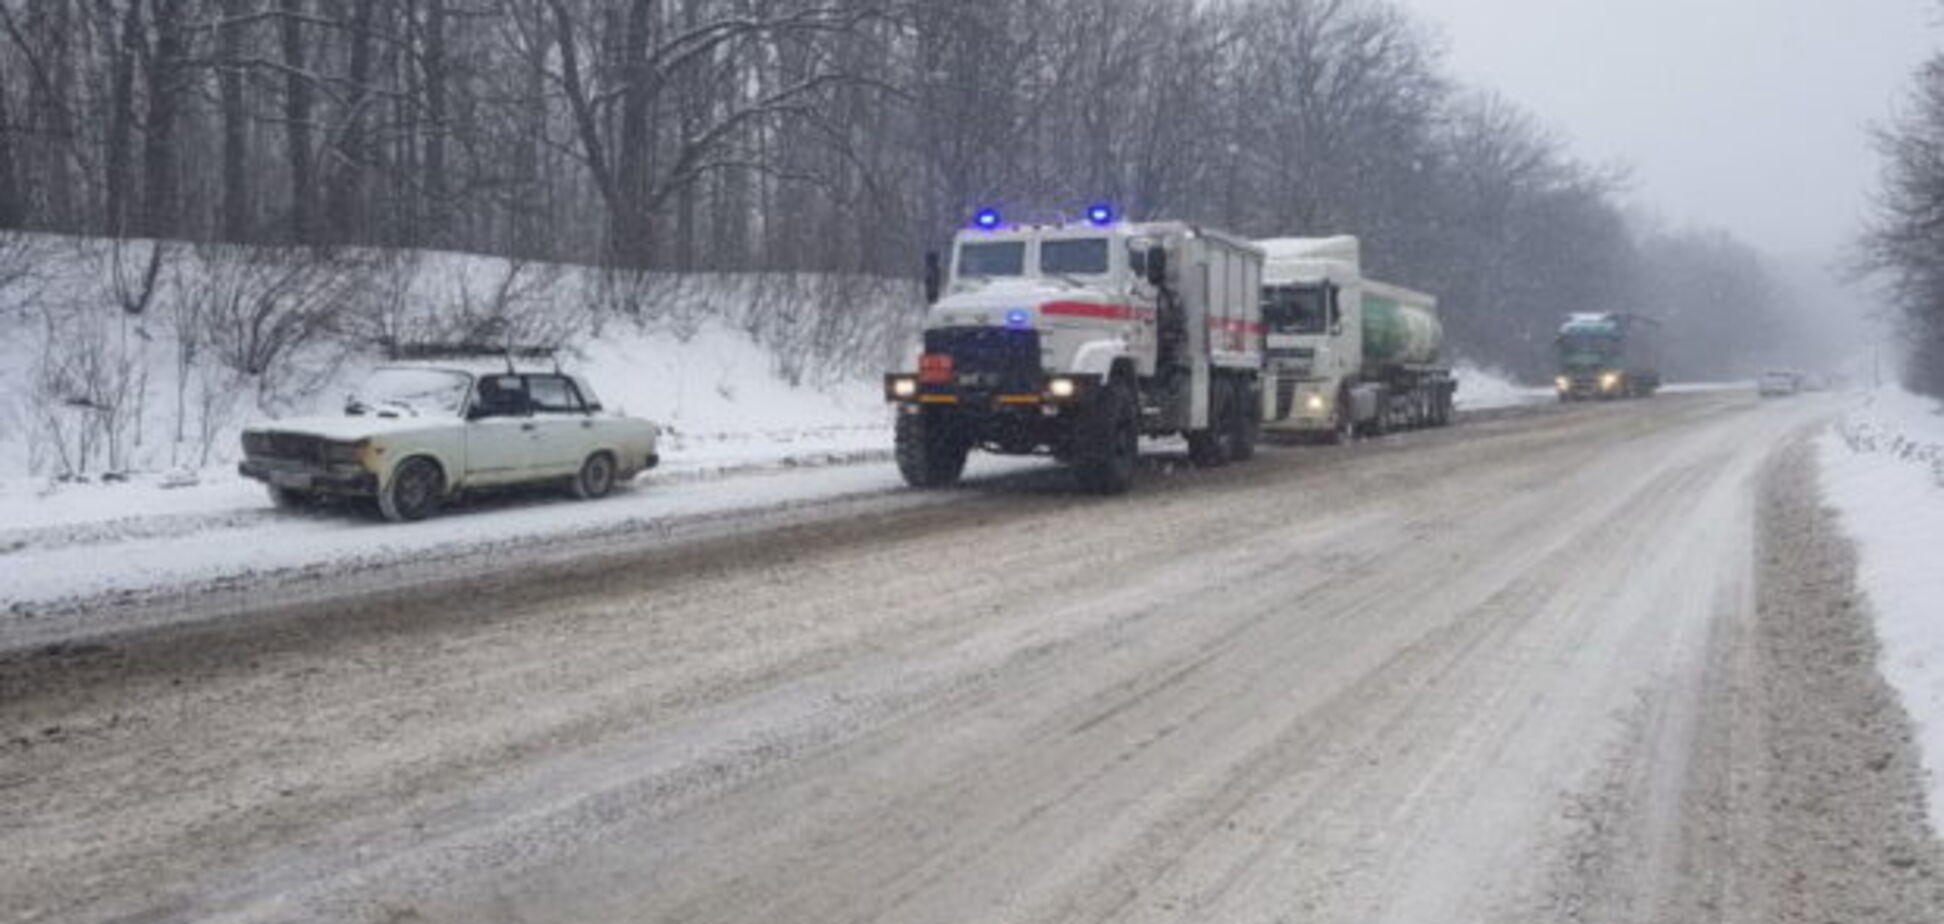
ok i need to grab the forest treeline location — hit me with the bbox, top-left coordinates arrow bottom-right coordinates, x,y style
1865,45 -> 1944,398
0,0 -> 1807,379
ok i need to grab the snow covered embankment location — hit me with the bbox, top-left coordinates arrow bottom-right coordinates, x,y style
1452,362 -> 1554,411
1820,387 -> 1944,833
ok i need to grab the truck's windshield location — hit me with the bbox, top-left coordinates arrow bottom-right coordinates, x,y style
958,242 -> 1027,277
1041,239 -> 1110,275
1263,284 -> 1329,334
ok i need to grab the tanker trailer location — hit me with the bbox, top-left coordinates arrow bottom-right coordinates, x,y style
1257,236 -> 1455,442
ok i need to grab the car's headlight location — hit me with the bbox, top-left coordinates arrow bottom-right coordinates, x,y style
324,440 -> 368,464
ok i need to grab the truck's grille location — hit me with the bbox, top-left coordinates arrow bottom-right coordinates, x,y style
243,431 -> 327,464
924,327 -> 1042,395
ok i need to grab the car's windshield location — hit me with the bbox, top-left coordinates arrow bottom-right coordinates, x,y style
958,242 -> 1027,277
1041,239 -> 1110,276
347,368 -> 472,418
1264,284 -> 1329,334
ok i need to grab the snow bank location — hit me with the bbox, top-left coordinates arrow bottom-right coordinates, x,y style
1452,362 -> 1552,410
1820,387 -> 1944,831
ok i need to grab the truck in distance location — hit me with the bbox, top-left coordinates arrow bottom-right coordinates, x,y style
884,206 -> 1266,494
1254,236 -> 1454,442
1554,312 -> 1663,401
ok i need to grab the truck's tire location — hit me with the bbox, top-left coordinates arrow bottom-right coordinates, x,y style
378,457 -> 445,523
895,411 -> 970,488
1230,382 -> 1260,462
1074,379 -> 1138,495
1329,387 -> 1357,445
1186,379 -> 1233,468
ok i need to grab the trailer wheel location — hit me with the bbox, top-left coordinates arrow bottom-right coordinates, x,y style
1074,379 -> 1138,495
896,411 -> 970,488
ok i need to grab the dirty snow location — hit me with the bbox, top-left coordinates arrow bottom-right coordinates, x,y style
1820,386 -> 1944,831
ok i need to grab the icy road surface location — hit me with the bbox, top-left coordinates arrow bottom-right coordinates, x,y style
3,393 -> 1940,923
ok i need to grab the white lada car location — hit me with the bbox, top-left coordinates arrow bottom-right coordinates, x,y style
239,364 -> 660,521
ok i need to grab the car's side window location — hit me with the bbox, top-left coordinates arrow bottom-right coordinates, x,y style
526,375 -> 586,414
472,374 -> 532,419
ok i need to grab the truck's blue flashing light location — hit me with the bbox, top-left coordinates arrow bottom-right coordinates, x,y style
1005,309 -> 1031,329
1086,204 -> 1115,226
974,209 -> 1003,230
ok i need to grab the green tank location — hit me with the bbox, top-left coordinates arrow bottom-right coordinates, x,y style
1363,293 -> 1443,367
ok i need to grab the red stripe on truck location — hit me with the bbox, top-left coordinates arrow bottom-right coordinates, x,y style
1041,301 -> 1154,322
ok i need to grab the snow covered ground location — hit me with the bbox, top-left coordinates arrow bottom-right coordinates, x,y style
1452,362 -> 1553,410
1820,386 -> 1944,830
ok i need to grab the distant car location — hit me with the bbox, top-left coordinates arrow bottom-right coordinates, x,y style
239,364 -> 660,521
1758,371 -> 1801,398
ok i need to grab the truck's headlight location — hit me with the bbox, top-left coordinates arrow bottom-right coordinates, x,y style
1047,377 -> 1078,399
1600,373 -> 1621,391
891,377 -> 918,399
1556,376 -> 1571,392
1305,394 -> 1327,412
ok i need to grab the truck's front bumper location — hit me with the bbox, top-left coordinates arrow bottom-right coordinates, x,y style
239,459 -> 378,496
883,372 -> 1102,412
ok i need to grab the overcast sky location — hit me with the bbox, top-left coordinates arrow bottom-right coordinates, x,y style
1394,0 -> 1939,263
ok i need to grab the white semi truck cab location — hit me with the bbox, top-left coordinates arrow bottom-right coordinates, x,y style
1256,236 -> 1454,440
886,208 -> 1266,493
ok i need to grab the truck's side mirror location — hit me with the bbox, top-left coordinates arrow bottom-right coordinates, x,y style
1328,284 -> 1344,336
1145,246 -> 1168,287
923,251 -> 943,305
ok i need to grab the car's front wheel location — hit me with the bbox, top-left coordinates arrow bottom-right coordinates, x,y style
571,452 -> 618,500
378,457 -> 445,522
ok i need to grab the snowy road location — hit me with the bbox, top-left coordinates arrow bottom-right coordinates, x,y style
4,392 -> 1940,923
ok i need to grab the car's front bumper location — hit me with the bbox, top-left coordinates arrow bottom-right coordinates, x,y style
239,459 -> 378,495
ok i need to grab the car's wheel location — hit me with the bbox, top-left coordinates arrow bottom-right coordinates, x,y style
1074,378 -> 1138,495
266,485 -> 310,511
571,452 -> 618,500
378,457 -> 445,523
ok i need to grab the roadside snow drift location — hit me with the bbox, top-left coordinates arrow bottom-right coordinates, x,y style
1821,387 -> 1944,831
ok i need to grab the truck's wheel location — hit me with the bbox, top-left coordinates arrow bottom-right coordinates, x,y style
1074,379 -> 1138,495
570,452 -> 617,500
1187,380 -> 1233,468
378,457 -> 445,523
896,412 -> 970,488
1229,382 -> 1260,462
1329,388 -> 1357,445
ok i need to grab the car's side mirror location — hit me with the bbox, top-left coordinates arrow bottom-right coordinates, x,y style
1145,246 -> 1168,287
923,251 -> 943,305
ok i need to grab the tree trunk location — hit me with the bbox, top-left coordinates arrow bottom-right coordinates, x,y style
280,0 -> 315,243
0,61 -> 22,228
102,0 -> 141,237
141,0 -> 186,238
420,0 -> 448,246
217,0 -> 250,240
328,0 -> 377,244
